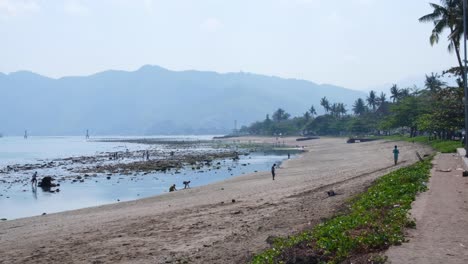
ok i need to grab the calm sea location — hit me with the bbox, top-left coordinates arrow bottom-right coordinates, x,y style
0,136 -> 284,220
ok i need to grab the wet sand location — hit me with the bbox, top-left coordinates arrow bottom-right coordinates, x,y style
0,137 -> 432,264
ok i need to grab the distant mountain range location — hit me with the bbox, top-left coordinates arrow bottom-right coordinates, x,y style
0,65 -> 366,135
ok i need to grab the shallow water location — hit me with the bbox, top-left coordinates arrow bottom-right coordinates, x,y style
0,136 -> 285,220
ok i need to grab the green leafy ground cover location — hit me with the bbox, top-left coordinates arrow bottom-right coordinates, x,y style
252,158 -> 433,264
381,136 -> 461,153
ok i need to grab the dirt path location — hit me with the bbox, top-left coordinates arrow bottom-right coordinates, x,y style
0,137 -> 432,264
386,153 -> 468,264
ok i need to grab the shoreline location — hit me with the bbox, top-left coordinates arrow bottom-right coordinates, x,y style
0,137 -> 433,263
0,139 -> 287,220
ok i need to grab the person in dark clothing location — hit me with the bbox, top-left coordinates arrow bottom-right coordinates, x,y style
183,181 -> 191,189
31,171 -> 38,187
271,164 -> 276,180
393,145 -> 400,165
169,184 -> 177,192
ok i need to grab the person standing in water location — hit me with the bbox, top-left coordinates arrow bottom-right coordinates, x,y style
393,145 -> 399,165
31,171 -> 38,187
271,164 -> 276,180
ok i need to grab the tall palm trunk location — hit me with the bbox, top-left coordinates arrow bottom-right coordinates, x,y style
450,26 -> 464,70
454,42 -> 463,69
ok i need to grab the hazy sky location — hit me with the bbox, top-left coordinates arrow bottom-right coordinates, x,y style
0,0 -> 458,90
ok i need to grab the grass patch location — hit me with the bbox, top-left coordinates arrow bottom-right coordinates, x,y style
251,157 -> 433,264
381,135 -> 461,153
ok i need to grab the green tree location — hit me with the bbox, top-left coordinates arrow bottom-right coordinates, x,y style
337,103 -> 347,117
309,105 -> 317,117
390,84 -> 400,102
366,90 -> 377,111
419,0 -> 464,70
320,97 -> 330,113
352,98 -> 367,115
272,108 -> 291,122
377,92 -> 387,107
384,95 -> 427,137
424,72 -> 446,93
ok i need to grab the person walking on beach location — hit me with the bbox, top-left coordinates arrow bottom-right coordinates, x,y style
271,164 -> 276,180
393,145 -> 399,165
146,150 -> 149,161
31,171 -> 38,187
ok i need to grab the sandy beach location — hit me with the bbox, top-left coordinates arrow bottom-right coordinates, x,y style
0,137 -> 432,264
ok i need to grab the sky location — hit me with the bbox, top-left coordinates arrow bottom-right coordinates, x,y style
0,0 -> 459,90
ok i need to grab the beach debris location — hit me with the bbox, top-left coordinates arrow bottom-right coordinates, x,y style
416,151 -> 424,161
231,210 -> 242,215
436,168 -> 452,172
106,176 -> 111,180
38,176 -> 57,188
327,190 -> 336,197
232,199 -> 236,203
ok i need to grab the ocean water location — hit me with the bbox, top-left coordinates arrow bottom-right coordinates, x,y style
0,135 -> 217,167
0,136 -> 285,220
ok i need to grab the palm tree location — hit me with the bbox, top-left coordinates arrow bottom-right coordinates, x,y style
272,108 -> 290,122
425,72 -> 446,93
378,92 -> 386,104
309,105 -> 317,117
320,97 -> 330,113
366,90 -> 377,111
390,84 -> 400,103
337,103 -> 347,117
396,88 -> 411,100
330,103 -> 338,117
353,98 -> 367,115
419,0 -> 464,70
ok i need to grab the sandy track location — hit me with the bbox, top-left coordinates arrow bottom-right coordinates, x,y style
0,137 -> 432,264
386,153 -> 468,264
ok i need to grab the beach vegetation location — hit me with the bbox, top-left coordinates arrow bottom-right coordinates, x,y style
251,157 -> 433,264
240,73 -> 463,146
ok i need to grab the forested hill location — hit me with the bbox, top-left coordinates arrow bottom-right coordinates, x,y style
0,65 -> 365,135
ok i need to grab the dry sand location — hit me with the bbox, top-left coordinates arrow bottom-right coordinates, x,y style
0,137 -> 432,264
386,153 -> 468,264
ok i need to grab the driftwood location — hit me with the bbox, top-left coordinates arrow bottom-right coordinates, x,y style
296,136 -> 320,141
346,138 -> 379,144
416,151 -> 424,162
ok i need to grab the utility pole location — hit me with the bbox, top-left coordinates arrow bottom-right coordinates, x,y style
464,0 -> 468,157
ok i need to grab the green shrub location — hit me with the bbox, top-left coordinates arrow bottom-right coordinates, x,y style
252,157 -> 433,264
